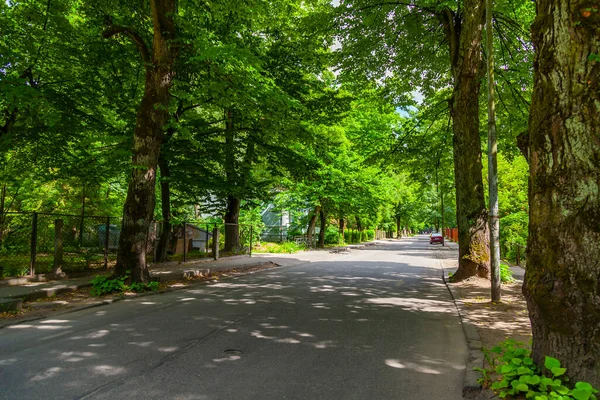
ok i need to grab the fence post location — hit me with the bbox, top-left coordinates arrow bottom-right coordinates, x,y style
53,218 -> 64,276
249,225 -> 253,257
104,217 -> 110,269
183,221 -> 187,262
212,225 -> 219,260
206,224 -> 210,254
29,212 -> 38,276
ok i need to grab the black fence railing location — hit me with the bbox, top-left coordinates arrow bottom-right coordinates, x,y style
147,221 -> 256,264
0,212 -> 121,278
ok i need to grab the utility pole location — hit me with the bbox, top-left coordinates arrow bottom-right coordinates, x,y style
486,0 -> 501,301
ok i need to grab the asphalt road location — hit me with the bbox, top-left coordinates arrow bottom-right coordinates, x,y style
0,236 -> 467,400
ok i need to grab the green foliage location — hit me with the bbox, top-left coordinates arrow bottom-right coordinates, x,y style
90,274 -> 126,296
128,281 -> 159,293
324,226 -> 341,245
500,262 -> 515,283
90,270 -> 159,296
254,241 -> 306,254
479,340 -> 599,400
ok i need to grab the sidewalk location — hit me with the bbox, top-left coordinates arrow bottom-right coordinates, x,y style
0,243 -> 372,307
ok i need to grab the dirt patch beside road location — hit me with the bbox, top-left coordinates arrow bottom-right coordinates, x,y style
439,253 -> 532,350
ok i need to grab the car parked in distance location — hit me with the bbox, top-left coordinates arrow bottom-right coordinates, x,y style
430,233 -> 444,244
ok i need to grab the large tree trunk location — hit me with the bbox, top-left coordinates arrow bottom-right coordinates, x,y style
154,154 -> 171,263
223,196 -> 241,252
222,109 -> 242,253
523,1 -> 600,386
107,0 -> 178,282
441,2 -> 490,282
307,205 -> 320,247
318,209 -> 326,248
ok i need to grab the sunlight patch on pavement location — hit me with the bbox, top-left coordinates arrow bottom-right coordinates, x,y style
158,347 -> 178,353
92,365 -> 125,376
385,359 -> 441,374
276,338 -> 301,344
365,297 -> 453,313
30,367 -> 61,381
213,355 -> 241,362
71,329 -> 109,340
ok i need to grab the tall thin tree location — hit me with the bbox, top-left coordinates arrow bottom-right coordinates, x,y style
486,0 -> 501,301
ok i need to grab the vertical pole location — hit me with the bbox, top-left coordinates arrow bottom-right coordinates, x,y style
183,221 -> 187,262
212,225 -> 219,260
79,185 -> 85,245
53,218 -> 64,275
441,188 -> 445,246
486,0 -> 501,302
104,216 -> 110,269
280,214 -> 283,243
29,212 -> 38,276
249,225 -> 253,257
206,224 -> 210,254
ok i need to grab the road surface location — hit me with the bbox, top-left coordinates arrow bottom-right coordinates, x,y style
0,236 -> 467,399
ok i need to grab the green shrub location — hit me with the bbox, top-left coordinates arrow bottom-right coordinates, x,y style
477,339 -> 599,400
90,274 -> 126,296
500,262 -> 515,283
90,270 -> 159,296
324,227 -> 340,245
253,242 -> 306,254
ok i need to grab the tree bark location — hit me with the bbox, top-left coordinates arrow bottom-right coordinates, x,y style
339,217 -> 345,244
155,154 -> 171,262
523,0 -> 600,386
442,2 -> 491,282
485,0 -> 500,301
222,108 -> 240,253
108,0 -> 178,282
223,196 -> 241,252
318,209 -> 326,248
307,205 -> 320,247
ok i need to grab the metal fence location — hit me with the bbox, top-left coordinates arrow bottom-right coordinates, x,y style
0,212 -> 121,278
148,220 -> 255,263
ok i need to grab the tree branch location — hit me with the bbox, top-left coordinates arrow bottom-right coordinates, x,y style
102,24 -> 151,65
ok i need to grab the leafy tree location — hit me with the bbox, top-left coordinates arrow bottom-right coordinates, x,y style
101,0 -> 178,282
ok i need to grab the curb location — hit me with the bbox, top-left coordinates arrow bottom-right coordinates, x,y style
0,261 -> 284,330
438,258 -> 485,399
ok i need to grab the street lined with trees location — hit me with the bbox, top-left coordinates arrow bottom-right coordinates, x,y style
0,0 -> 598,390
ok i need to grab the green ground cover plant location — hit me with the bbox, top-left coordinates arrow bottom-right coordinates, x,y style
253,242 -> 306,254
477,339 -> 598,400
90,271 -> 158,296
